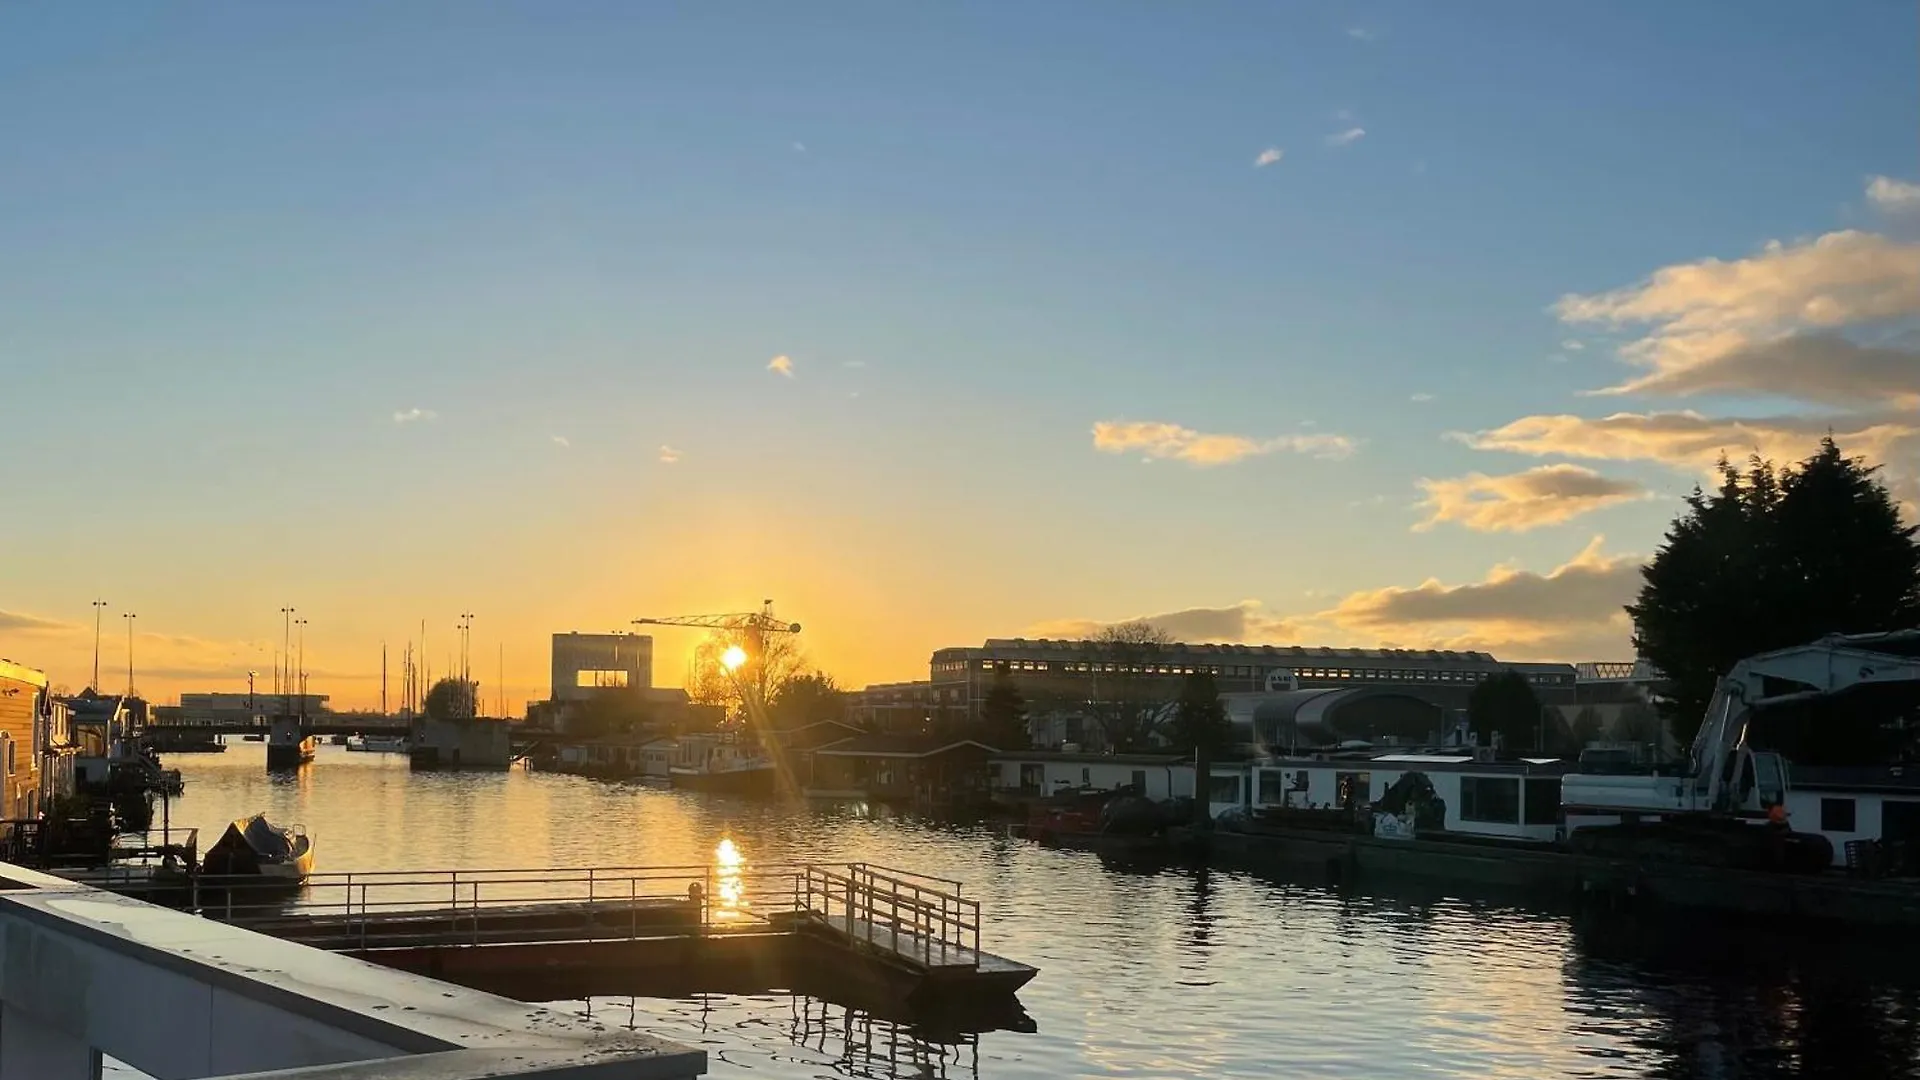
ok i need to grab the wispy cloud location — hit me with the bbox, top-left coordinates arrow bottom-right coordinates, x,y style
1415,464 -> 1650,533
1560,339 -> 1585,351
1346,26 -> 1377,41
792,141 -> 807,153
1326,127 -> 1366,148
1867,175 -> 1920,213
1093,420 -> 1357,466
550,435 -> 570,448
0,610 -> 74,634
1027,601 -> 1303,644
1254,147 -> 1285,168
767,355 -> 794,378
1410,392 -> 1435,403
392,407 -> 437,424
1457,409 -> 1919,474
658,445 -> 682,464
842,359 -> 866,369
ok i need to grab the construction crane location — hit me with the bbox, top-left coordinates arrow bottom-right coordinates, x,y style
631,599 -> 801,636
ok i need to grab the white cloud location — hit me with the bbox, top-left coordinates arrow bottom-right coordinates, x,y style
1458,409 -> 1920,474
1092,420 -> 1357,466
1255,147 -> 1285,168
1410,392 -> 1435,403
793,141 -> 807,153
1561,339 -> 1585,351
550,435 -> 570,448
1556,229 -> 1920,405
1326,127 -> 1366,148
658,445 -> 682,464
392,408 -> 437,424
1415,464 -> 1649,533
1346,27 -> 1377,41
1320,536 -> 1641,658
767,355 -> 795,378
1867,175 -> 1920,213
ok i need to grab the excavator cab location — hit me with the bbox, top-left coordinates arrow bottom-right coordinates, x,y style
1719,746 -> 1788,815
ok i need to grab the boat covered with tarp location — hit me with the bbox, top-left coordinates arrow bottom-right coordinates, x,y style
201,813 -> 314,885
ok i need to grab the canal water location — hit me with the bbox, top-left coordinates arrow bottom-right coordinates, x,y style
125,745 -> 1920,1079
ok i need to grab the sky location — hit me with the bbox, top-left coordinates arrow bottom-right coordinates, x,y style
2,2 -> 1917,711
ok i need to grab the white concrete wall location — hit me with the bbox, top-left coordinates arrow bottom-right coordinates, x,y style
0,863 -> 705,1080
1785,790 -> 1920,867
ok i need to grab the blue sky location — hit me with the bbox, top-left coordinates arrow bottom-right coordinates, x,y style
3,2 -> 1916,706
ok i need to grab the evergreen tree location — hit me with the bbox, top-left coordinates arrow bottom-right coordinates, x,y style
1629,438 -> 1920,746
1168,671 -> 1232,756
979,663 -> 1030,749
1467,670 -> 1544,749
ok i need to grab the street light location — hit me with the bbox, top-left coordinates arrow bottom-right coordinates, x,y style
91,599 -> 108,692
295,618 -> 309,717
122,613 -> 137,698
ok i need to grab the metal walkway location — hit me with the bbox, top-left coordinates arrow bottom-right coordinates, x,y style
174,861 -> 1003,976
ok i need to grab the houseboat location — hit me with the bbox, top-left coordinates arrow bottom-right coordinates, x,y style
1244,748 -> 1569,844
669,735 -> 776,795
265,717 -> 316,769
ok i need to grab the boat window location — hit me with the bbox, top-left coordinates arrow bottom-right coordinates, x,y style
1207,774 -> 1239,803
1821,797 -> 1857,833
1257,769 -> 1290,805
1460,776 -> 1520,824
1523,778 -> 1561,825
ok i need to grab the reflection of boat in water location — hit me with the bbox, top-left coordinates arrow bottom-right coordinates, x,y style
670,741 -> 776,795
346,734 -> 410,754
201,814 -> 314,886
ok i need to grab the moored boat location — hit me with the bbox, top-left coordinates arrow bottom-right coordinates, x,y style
201,813 -> 314,887
346,734 -> 410,754
266,717 -> 317,769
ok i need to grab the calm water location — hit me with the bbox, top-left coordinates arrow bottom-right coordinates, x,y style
129,744 -> 1920,1079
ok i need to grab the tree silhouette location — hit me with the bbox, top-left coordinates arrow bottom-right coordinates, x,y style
1085,620 -> 1175,751
1170,670 -> 1233,828
423,677 -> 476,721
979,663 -> 1030,750
1629,439 -> 1920,746
1468,670 -> 1543,750
768,671 -> 846,730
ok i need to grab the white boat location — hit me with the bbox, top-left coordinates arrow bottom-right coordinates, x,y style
346,734 -> 410,754
201,814 -> 315,886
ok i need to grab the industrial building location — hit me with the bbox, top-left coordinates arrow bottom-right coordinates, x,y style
550,631 -> 654,703
920,638 -> 1579,750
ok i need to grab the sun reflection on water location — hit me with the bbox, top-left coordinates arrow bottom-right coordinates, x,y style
713,835 -> 748,919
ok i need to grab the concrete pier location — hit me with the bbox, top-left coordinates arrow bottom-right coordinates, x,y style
0,862 -> 707,1080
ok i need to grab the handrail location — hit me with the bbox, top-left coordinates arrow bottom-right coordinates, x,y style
178,860 -> 984,970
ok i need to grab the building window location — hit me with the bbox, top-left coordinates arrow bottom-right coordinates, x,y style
1460,776 -> 1520,824
1821,797 -> 1857,833
1081,767 -> 1091,785
5,740 -> 12,776
1131,769 -> 1147,793
1257,769 -> 1289,805
1207,774 -> 1240,803
1523,778 -> 1561,825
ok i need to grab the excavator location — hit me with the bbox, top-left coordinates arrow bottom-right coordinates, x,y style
1561,630 -> 1920,872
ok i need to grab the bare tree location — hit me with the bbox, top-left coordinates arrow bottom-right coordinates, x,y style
1084,620 -> 1175,752
685,626 -> 809,728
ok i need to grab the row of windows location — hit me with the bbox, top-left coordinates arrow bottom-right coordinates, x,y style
1458,777 -> 1562,825
971,659 -> 1572,686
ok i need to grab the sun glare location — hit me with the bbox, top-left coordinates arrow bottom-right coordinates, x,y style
720,645 -> 748,671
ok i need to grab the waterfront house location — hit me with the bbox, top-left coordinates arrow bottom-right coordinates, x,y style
807,736 -> 999,802
0,659 -> 47,819
409,715 -> 513,769
990,750 -> 1190,801
553,735 -> 678,779
1248,750 -> 1570,843
1782,765 -> 1920,870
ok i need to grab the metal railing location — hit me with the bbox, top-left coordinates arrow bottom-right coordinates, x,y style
187,862 -> 982,969
795,862 -> 980,968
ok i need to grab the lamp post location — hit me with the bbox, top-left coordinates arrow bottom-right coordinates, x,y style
280,607 -> 295,720
122,612 -> 137,698
91,599 -> 108,692
295,618 -> 309,719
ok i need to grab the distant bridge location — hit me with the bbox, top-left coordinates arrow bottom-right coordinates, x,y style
142,715 -> 413,738
1574,660 -> 1664,683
